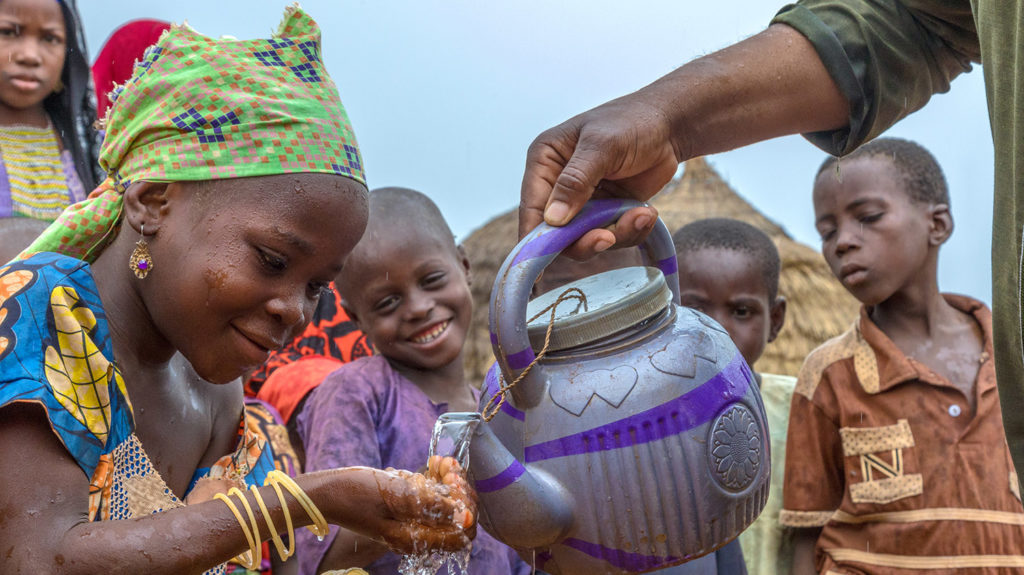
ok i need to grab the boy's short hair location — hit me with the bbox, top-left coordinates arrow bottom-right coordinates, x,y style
816,137 -> 949,206
366,187 -> 456,249
672,218 -> 781,299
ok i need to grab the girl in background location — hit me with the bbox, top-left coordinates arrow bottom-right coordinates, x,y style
0,0 -> 101,221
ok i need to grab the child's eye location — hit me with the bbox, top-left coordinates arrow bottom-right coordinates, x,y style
733,307 -> 752,319
818,228 -> 836,242
256,247 -> 287,273
858,212 -> 883,224
44,34 -> 64,45
0,27 -> 17,38
680,298 -> 705,313
373,295 -> 399,314
422,271 -> 446,288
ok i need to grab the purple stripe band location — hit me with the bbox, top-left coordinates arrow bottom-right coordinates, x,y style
489,331 -> 498,346
509,200 -> 624,267
657,255 -> 678,276
474,459 -> 526,493
485,369 -> 525,421
563,537 -> 681,572
525,354 -> 751,462
0,154 -> 11,217
505,346 -> 536,370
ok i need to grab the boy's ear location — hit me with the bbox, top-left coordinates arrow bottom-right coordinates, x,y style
767,296 -> 787,344
928,203 -> 953,246
122,181 -> 172,235
456,244 -> 472,287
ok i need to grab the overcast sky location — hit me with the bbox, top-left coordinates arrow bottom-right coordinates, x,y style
81,1 -> 994,303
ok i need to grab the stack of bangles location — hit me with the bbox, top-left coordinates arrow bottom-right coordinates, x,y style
214,469 -> 330,569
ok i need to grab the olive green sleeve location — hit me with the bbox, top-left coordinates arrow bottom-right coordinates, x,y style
771,0 -> 979,156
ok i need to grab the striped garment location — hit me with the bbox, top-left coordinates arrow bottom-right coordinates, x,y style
0,123 -> 85,221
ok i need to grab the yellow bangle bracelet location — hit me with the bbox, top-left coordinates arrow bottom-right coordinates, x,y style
250,483 -> 295,560
266,470 -> 329,538
228,487 -> 263,569
214,488 -> 262,570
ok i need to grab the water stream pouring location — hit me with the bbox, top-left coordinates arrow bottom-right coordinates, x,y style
461,199 -> 771,574
430,413 -> 481,469
398,414 -> 481,575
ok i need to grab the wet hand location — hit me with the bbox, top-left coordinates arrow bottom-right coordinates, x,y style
337,458 -> 475,554
426,455 -> 475,515
519,94 -> 678,260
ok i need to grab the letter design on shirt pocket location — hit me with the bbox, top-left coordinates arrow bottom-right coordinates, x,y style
839,419 -> 923,504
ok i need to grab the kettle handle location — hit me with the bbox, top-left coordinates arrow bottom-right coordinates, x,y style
489,199 -> 679,409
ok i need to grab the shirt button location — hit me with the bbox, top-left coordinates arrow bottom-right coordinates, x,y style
948,404 -> 962,417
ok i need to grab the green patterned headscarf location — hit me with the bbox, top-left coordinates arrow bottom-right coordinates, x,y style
26,4 -> 365,261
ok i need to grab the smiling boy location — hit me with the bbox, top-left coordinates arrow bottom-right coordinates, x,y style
295,187 -> 531,575
782,138 -> 1024,574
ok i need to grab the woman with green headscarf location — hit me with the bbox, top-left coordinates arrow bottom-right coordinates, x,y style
0,6 -> 474,574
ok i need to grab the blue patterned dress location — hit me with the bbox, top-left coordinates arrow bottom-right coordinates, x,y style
0,252 -> 277,574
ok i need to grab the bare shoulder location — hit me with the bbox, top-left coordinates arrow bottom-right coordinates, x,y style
0,402 -> 82,465
0,403 -> 90,569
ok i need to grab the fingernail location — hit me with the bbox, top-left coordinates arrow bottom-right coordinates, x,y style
634,214 -> 652,230
594,238 -> 613,253
457,509 -> 474,529
545,201 -> 570,225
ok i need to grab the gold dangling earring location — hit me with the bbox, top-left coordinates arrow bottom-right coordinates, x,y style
129,223 -> 153,279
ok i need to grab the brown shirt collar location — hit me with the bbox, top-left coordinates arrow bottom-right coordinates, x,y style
855,294 -> 993,394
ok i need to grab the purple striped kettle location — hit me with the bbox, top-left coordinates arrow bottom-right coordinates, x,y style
468,199 -> 770,574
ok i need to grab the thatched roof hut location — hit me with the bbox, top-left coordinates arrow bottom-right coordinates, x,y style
461,157 -> 859,383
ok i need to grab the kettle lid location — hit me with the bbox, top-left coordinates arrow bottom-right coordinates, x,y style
527,266 -> 671,352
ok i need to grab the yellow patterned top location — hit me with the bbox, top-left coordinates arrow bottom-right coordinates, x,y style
0,123 -> 85,221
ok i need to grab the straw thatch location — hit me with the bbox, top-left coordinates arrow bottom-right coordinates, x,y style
461,157 -> 859,383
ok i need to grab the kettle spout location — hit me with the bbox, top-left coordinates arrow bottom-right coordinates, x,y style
469,422 -> 574,549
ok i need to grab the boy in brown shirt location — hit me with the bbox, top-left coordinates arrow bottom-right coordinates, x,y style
782,138 -> 1024,574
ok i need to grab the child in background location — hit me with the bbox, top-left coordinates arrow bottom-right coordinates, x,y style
672,218 -> 792,575
297,187 -> 531,575
783,137 -> 1024,574
0,0 -> 101,220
